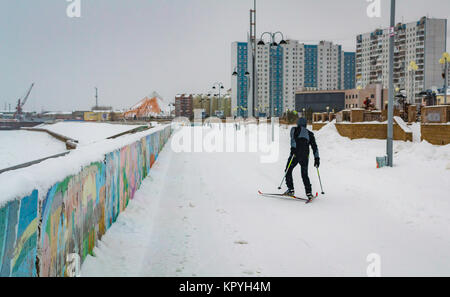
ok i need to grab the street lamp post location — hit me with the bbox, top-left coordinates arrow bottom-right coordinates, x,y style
212,82 -> 225,118
198,95 -> 209,119
257,31 -> 287,118
259,30 -> 287,143
439,52 -> 450,105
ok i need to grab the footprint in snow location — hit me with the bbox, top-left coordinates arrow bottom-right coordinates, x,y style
234,240 -> 248,245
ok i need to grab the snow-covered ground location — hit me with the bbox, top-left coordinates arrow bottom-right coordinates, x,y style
0,130 -> 67,169
81,123 -> 450,277
38,122 -> 146,145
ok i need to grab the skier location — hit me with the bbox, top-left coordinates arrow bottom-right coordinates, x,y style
284,117 -> 320,200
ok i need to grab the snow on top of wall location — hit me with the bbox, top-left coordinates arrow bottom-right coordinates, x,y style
39,122 -> 146,145
394,116 -> 412,133
316,121 -> 449,163
0,124 -> 170,208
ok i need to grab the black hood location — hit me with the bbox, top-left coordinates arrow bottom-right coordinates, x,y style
297,118 -> 307,128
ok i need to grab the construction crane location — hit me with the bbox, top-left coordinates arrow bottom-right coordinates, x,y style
14,83 -> 35,119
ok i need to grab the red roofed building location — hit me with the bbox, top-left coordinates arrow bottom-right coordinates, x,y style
124,91 -> 171,119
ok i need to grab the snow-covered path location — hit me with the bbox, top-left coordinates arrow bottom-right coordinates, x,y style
81,124 -> 450,277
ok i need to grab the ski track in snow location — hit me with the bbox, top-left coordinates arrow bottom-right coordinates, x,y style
81,124 -> 450,277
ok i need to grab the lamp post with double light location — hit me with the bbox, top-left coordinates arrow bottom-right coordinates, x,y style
257,31 -> 287,118
212,82 -> 225,118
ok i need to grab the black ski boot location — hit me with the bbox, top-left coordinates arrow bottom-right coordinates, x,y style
306,193 -> 315,201
283,189 -> 295,196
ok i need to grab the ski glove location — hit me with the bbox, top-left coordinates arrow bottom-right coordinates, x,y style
314,157 -> 320,168
290,147 -> 296,156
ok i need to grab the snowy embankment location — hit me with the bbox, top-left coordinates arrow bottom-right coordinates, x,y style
0,125 -> 169,207
81,123 -> 450,276
0,130 -> 67,169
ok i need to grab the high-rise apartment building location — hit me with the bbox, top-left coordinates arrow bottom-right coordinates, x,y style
231,42 -> 250,117
356,17 -> 447,104
344,52 -> 356,90
232,40 -> 354,117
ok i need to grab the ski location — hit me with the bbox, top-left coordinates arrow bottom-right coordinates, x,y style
305,193 -> 319,204
258,191 -> 309,202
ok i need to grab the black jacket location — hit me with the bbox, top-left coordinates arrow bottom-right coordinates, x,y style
290,126 -> 319,160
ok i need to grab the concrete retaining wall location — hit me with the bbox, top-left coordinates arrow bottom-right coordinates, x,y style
335,121 -> 412,141
421,124 -> 450,145
312,123 -> 328,131
0,126 -> 172,277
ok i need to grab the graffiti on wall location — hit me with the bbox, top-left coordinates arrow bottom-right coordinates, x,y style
0,190 -> 39,277
39,162 -> 107,277
0,126 -> 171,277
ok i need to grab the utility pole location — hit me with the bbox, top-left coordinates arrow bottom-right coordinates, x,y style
387,0 -> 396,167
250,0 -> 256,117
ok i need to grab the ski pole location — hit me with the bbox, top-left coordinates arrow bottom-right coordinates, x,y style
316,167 -> 325,195
278,154 -> 295,190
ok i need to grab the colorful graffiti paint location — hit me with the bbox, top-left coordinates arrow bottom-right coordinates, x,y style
0,126 -> 172,277
39,162 -> 107,277
0,190 -> 38,277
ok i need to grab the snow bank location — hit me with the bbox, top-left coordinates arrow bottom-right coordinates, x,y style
0,124 -> 169,207
394,116 -> 412,133
0,130 -> 67,169
315,122 -> 450,240
0,124 -> 172,277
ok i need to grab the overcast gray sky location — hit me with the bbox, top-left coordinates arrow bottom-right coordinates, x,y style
1,0 -> 449,112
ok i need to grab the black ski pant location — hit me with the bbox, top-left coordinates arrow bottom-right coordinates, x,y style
285,154 -> 312,194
